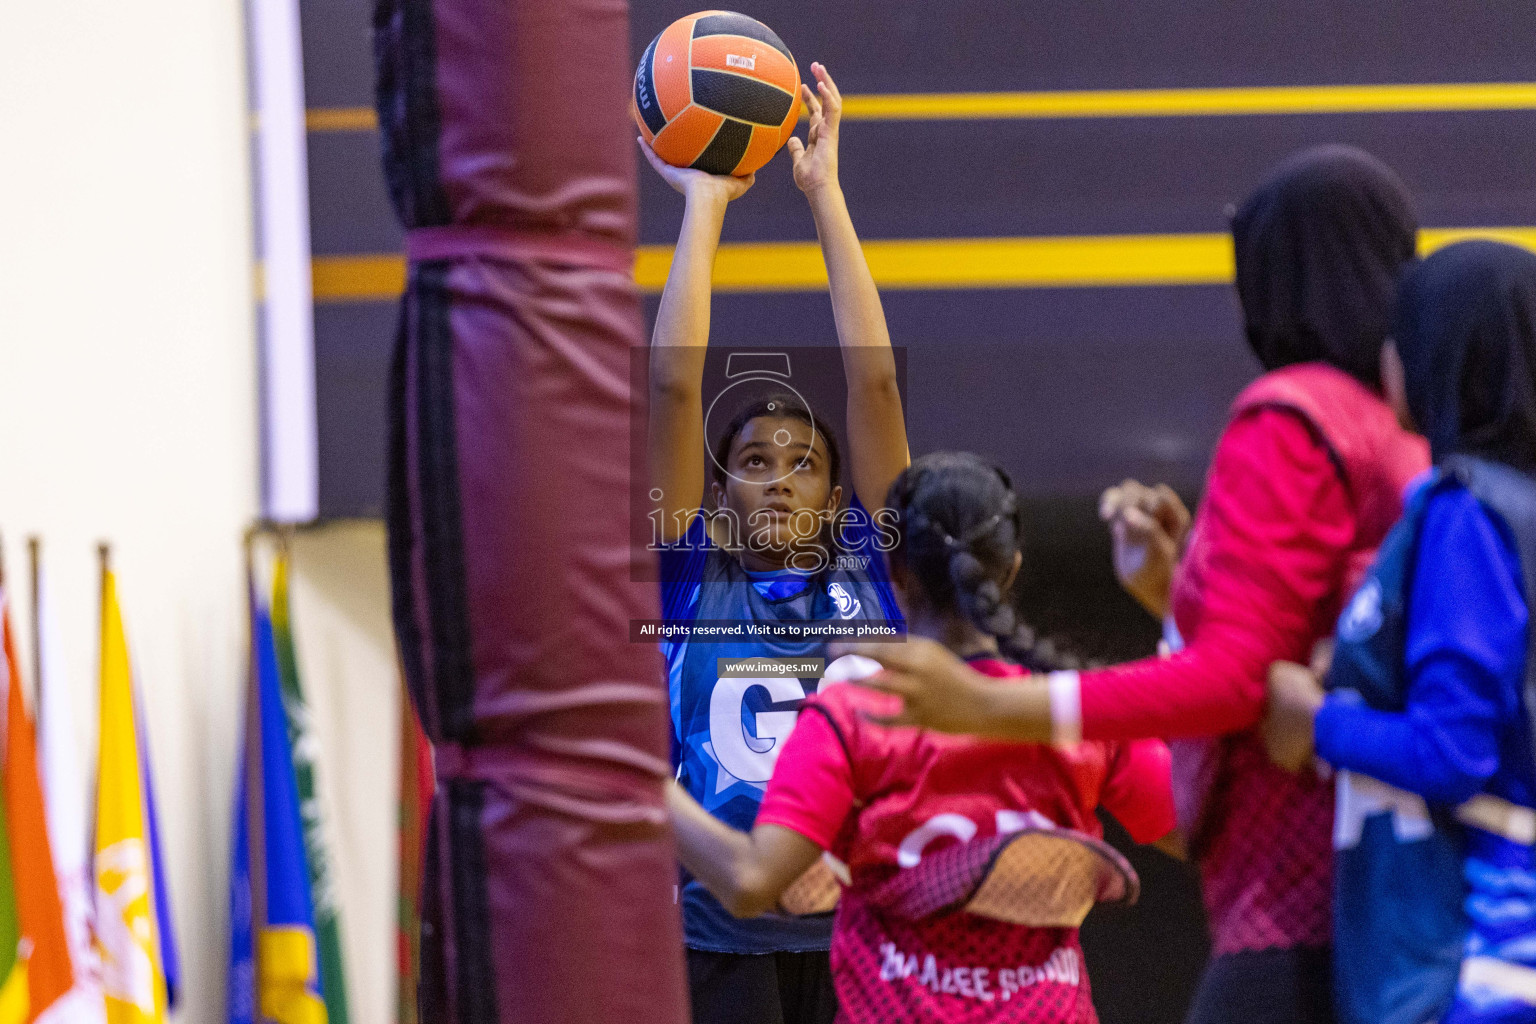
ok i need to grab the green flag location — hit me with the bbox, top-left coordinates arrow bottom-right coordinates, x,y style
271,553 -> 350,1024
0,787 -> 26,1024
396,691 -> 433,1024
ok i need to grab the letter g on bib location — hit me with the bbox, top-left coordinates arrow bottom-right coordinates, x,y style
708,676 -> 807,784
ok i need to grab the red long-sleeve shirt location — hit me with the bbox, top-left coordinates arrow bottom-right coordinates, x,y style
1071,399 -> 1406,954
1080,409 -> 1354,741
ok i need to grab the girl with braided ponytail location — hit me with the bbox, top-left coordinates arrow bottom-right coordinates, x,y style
667,452 -> 1176,1023
882,452 -> 1066,672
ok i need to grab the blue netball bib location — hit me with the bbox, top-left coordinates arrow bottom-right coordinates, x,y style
658,500 -> 900,953
1328,480 -> 1465,1024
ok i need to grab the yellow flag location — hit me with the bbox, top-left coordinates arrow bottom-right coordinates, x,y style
93,571 -> 166,1024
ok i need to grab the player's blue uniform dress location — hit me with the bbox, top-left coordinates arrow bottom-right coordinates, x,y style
1320,461 -> 1536,1024
659,499 -> 901,953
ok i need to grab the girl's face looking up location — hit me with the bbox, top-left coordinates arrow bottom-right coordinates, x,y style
712,415 -> 841,561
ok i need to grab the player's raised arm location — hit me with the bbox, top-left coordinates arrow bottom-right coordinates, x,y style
789,63 -> 909,511
642,139 -> 755,541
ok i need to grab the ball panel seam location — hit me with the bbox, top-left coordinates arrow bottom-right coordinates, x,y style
691,69 -> 796,127
691,12 -> 794,63
689,117 -> 754,176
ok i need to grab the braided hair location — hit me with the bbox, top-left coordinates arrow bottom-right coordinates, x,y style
885,452 -> 1077,671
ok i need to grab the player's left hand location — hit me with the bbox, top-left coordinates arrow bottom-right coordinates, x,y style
1099,480 -> 1190,621
1262,659 -> 1326,773
788,62 -> 841,196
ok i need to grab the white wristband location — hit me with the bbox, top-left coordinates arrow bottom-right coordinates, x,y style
1047,670 -> 1082,746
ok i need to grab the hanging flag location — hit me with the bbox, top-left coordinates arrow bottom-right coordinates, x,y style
0,593 -> 74,1021
32,551 -> 107,1024
227,576 -> 327,1024
93,566 -> 168,1024
0,782 -> 26,1024
394,688 -> 432,1024
0,597 -> 28,1024
133,715 -> 178,1014
270,554 -> 348,1024
227,759 -> 253,1024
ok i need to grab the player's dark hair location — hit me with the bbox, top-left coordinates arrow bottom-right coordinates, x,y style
885,452 -> 1076,670
712,393 -> 842,490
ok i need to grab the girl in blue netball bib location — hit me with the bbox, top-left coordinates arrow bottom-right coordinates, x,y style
1265,241 -> 1536,1024
641,64 -> 909,1024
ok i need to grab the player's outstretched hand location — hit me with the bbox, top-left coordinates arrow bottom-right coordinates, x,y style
1262,659 -> 1325,774
831,638 -> 1052,742
1099,480 -> 1190,620
638,135 -> 755,203
787,62 -> 842,196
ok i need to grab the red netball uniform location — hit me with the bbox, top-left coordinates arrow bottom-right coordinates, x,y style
756,659 -> 1175,1023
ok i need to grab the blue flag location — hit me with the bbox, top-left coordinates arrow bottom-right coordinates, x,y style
228,580 -> 328,1023
140,707 -> 182,1010
228,765 -> 254,1024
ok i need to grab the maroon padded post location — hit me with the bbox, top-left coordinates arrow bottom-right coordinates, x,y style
376,0 -> 688,1019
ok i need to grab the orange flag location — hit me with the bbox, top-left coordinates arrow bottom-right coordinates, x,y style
0,599 -> 73,1019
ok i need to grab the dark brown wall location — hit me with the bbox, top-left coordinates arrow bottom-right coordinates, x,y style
297,4 -> 1536,1017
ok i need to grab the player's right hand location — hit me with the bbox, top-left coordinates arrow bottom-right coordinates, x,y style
1099,479 -> 1190,620
638,136 -> 755,203
1262,659 -> 1325,774
831,638 -> 1053,742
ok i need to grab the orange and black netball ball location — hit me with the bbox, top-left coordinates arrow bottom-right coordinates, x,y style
633,11 -> 802,177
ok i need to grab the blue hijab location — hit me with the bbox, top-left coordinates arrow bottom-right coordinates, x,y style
1393,240 -> 1536,472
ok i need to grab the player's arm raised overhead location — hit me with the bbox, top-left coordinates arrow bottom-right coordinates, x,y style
790,63 -> 910,511
642,140 -> 755,542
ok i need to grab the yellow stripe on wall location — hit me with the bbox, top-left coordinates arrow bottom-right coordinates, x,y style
307,227 -> 1536,302
634,233 -> 1235,291
840,82 -> 1536,120
305,107 -> 379,132
1419,227 -> 1536,254
311,254 -> 404,301
305,82 -> 1536,132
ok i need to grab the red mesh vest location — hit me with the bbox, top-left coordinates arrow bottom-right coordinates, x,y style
1174,361 -> 1428,953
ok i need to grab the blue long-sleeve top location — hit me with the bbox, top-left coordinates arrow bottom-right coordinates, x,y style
1315,481 -> 1532,808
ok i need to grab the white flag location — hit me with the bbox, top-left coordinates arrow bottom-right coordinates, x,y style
35,561 -> 107,1024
